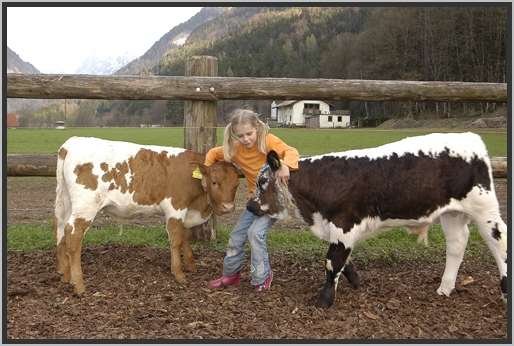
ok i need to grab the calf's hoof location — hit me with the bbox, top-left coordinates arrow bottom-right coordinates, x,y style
174,272 -> 187,284
73,283 -> 85,296
57,264 -> 66,274
315,287 -> 335,309
61,270 -> 71,283
345,270 -> 360,289
348,276 -> 360,289
436,285 -> 453,297
184,262 -> 196,273
501,276 -> 507,304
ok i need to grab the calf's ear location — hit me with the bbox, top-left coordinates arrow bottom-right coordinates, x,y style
196,163 -> 209,176
189,161 -> 209,178
191,162 -> 209,191
267,150 -> 281,171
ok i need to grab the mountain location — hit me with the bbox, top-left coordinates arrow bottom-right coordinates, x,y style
115,7 -> 224,75
18,6 -> 501,128
75,55 -> 131,75
155,6 -> 506,121
186,7 -> 275,44
158,7 -> 364,77
7,47 -> 40,73
6,47 -> 57,115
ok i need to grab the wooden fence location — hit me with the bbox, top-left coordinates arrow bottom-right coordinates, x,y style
6,154 -> 508,179
7,74 -> 507,102
6,56 -> 509,238
6,57 -> 509,178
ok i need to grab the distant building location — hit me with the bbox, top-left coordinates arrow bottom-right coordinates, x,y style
55,120 -> 66,130
305,110 -> 351,129
7,113 -> 19,128
271,100 -> 351,128
270,101 -> 278,120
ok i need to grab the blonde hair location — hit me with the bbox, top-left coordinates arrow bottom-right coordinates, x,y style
223,109 -> 269,162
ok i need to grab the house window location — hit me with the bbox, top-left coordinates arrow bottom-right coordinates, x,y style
328,116 -> 333,122
304,103 -> 320,110
304,103 -> 320,115
338,116 -> 342,122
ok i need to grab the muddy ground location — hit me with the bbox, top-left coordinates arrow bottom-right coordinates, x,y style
5,176 -> 509,340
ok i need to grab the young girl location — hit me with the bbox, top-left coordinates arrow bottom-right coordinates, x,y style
205,109 -> 299,292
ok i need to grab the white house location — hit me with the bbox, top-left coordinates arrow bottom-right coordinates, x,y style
305,111 -> 351,128
271,100 -> 350,128
272,100 -> 331,127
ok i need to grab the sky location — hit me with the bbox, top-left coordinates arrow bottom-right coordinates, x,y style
7,6 -> 202,73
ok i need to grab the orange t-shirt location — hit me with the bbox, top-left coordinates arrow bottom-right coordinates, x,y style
205,133 -> 299,197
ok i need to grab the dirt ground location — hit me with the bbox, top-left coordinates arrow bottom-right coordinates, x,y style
5,176 -> 509,340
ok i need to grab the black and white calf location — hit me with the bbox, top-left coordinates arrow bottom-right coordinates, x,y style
247,132 -> 508,308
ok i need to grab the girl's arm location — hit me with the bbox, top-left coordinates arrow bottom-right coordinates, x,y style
204,146 -> 225,166
266,133 -> 299,170
266,134 -> 299,184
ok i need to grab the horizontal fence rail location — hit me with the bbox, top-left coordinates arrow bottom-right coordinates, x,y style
6,154 -> 508,178
7,73 -> 508,102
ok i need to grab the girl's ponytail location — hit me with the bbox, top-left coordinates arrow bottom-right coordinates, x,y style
223,122 -> 235,162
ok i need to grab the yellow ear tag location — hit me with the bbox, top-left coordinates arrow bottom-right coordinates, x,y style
192,166 -> 203,179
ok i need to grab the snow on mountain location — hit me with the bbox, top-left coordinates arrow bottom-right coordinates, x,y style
172,33 -> 189,46
74,54 -> 132,75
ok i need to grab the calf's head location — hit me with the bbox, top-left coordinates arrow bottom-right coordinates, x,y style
247,151 -> 290,219
199,161 -> 240,215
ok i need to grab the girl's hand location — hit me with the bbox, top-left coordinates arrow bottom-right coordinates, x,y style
275,163 -> 290,185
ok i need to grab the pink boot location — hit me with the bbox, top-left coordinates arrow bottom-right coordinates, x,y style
255,270 -> 273,292
207,272 -> 241,289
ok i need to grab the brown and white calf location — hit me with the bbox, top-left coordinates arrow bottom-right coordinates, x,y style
247,132 -> 507,308
55,137 -> 240,294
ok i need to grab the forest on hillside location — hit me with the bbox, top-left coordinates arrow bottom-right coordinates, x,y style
17,6 -> 508,127
158,6 -> 507,125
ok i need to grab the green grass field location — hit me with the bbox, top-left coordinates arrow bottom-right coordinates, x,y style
7,127 -> 508,156
6,127 -> 507,258
6,222 -> 492,264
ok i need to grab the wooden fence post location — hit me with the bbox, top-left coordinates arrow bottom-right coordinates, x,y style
184,56 -> 218,241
